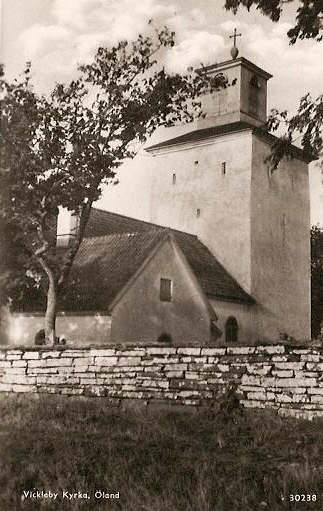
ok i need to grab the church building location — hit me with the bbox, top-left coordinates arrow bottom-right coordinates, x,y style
1,43 -> 312,346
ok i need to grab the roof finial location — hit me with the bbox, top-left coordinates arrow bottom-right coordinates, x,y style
229,28 -> 242,60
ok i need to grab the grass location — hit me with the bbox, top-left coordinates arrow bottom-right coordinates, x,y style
0,392 -> 322,511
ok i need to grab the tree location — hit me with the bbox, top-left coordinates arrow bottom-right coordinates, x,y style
225,0 -> 323,168
311,225 -> 323,338
225,0 -> 323,44
0,27 -> 227,344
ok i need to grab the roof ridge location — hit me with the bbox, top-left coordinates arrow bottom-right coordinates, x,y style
90,207 -> 199,239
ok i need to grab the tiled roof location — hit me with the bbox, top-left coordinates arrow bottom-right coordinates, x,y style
145,121 -> 312,162
58,209 -> 254,311
146,121 -> 253,151
59,230 -> 167,311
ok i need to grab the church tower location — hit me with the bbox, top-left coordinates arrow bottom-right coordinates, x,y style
146,35 -> 311,341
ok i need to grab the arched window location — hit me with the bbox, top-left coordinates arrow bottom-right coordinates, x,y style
225,317 -> 238,343
249,75 -> 260,116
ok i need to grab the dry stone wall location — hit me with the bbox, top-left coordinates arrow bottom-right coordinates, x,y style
0,344 -> 322,420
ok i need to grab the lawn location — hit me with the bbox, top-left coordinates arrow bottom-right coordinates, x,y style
0,392 -> 322,510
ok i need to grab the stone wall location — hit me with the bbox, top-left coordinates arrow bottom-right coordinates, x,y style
0,344 -> 322,420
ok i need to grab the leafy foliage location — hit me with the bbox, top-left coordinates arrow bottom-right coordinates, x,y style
225,0 -> 323,44
0,27 -> 226,341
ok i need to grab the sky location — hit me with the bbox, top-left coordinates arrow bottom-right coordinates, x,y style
0,0 -> 322,223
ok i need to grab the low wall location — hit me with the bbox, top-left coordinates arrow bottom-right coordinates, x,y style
0,344 -> 322,420
0,310 -> 111,346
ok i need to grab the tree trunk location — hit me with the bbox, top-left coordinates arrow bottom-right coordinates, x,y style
45,272 -> 57,345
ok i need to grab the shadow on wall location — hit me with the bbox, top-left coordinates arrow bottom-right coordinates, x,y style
0,307 -> 111,346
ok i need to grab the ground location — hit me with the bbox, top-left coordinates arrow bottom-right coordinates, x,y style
0,394 -> 322,510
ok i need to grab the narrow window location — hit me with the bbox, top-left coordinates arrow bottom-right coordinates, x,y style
194,160 -> 199,166
172,173 -> 176,185
160,278 -> 172,302
225,317 -> 238,343
221,162 -> 226,175
196,208 -> 201,218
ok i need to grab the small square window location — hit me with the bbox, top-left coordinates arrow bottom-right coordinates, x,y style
221,162 -> 226,175
196,208 -> 201,218
160,278 -> 172,302
194,160 -> 199,165
172,173 -> 176,184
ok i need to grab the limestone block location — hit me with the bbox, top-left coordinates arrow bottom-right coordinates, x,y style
22,352 -> 40,360
121,385 -> 138,391
247,392 -> 267,401
300,354 -> 320,362
61,350 -> 89,357
12,361 -> 27,367
0,383 -> 13,392
274,378 -> 317,388
178,357 -> 193,363
61,388 -> 84,395
292,394 -> 309,403
164,364 -> 187,372
6,367 -> 26,375
0,352 -> 6,360
28,360 -> 50,368
73,357 -> 94,366
123,391 -> 145,399
182,399 -> 200,406
147,347 -> 176,355
256,346 -> 285,354
12,384 -> 35,393
3,374 -> 36,384
41,351 -> 62,359
165,371 -> 184,378
74,366 -> 91,373
116,349 -> 145,356
217,364 -> 229,372
90,349 -> 116,356
276,393 -> 293,403
142,380 -> 169,389
45,359 -> 72,367
112,366 -> 143,373
177,348 -> 201,356
272,356 -> 289,362
207,357 -> 220,363
308,388 -> 323,395
306,363 -> 323,371
178,390 -> 199,397
241,399 -> 266,408
95,357 -> 118,366
6,355 -> 22,360
74,372 -> 95,379
246,364 -> 272,376
241,375 -> 262,386
80,378 -> 99,385
188,363 -> 214,372
271,370 -> 294,378
117,357 -> 141,366
294,371 -> 318,378
227,347 -> 256,355
289,387 -> 307,394
184,372 -> 199,380
201,348 -> 226,356
311,395 -> 323,404
27,367 -> 58,374
0,361 -> 11,368
292,349 -> 311,355
7,350 -> 23,355
273,362 -> 305,370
